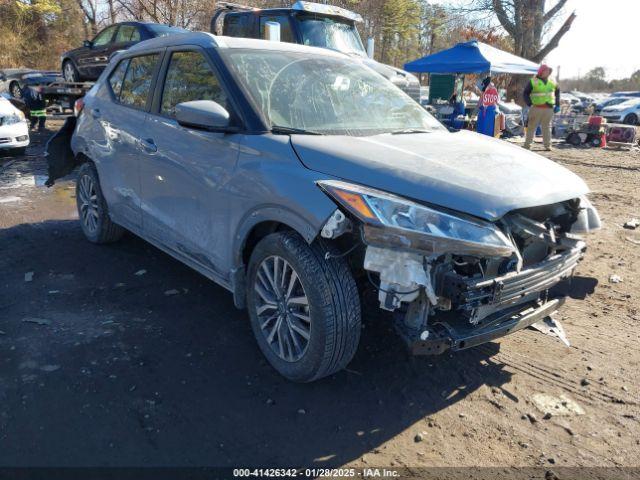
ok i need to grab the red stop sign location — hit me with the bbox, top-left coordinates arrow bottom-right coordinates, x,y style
482,85 -> 499,107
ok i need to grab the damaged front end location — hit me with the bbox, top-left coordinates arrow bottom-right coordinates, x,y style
318,180 -> 600,355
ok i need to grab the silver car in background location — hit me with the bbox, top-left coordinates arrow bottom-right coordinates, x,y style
66,32 -> 600,382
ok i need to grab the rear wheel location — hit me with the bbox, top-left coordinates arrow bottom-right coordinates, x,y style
76,162 -> 124,244
246,232 -> 361,382
566,132 -> 582,146
63,60 -> 80,82
623,113 -> 638,125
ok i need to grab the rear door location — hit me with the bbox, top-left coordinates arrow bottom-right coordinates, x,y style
139,48 -> 241,273
77,26 -> 118,79
91,52 -> 161,230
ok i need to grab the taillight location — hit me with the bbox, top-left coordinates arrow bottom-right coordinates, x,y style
74,97 -> 84,117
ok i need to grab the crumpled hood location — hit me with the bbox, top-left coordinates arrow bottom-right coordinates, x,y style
290,130 -> 589,221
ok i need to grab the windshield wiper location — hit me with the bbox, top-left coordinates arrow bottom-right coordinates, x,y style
271,125 -> 322,136
390,128 -> 431,135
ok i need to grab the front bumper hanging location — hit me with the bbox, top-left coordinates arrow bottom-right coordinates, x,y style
407,296 -> 566,355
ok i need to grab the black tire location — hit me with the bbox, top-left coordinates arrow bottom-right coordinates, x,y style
9,81 -> 21,98
76,162 -> 124,244
623,113 -> 638,126
63,60 -> 80,82
566,132 -> 582,146
246,231 -> 361,382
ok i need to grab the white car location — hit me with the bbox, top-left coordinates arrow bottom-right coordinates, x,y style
0,95 -> 29,155
601,98 -> 640,125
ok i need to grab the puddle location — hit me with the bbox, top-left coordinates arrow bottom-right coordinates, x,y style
0,173 -> 49,189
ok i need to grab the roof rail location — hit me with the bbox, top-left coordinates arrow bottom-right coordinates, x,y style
217,2 -> 257,11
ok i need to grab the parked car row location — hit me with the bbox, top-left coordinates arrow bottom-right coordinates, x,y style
0,69 -> 62,98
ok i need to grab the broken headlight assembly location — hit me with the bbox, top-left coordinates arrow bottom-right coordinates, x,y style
317,180 -> 515,257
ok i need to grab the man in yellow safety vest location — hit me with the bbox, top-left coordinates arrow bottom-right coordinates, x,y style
523,64 -> 560,151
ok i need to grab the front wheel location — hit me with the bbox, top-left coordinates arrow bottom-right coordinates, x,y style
76,162 -> 124,244
623,113 -> 638,125
246,232 -> 361,382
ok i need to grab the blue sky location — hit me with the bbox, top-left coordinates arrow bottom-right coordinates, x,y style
432,0 -> 639,80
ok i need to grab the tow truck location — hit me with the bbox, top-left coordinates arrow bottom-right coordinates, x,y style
210,1 -> 421,102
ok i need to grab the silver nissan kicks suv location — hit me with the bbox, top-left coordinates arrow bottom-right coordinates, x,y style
68,32 -> 600,382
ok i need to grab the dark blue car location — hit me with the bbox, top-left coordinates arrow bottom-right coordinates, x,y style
60,21 -> 187,82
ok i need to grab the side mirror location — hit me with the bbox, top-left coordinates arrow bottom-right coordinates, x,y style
175,100 -> 231,131
83,40 -> 93,48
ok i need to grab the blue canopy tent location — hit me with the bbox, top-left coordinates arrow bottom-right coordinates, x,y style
404,40 -> 539,75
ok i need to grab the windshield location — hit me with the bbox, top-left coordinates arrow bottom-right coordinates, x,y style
296,15 -> 365,55
225,50 -> 444,136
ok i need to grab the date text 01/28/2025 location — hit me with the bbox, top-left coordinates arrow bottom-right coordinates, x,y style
232,468 -> 400,477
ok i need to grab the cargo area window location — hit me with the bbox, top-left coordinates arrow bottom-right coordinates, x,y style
160,51 -> 228,118
108,58 -> 129,99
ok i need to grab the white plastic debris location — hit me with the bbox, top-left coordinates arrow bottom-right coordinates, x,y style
609,274 -> 623,284
530,316 -> 570,347
532,393 -> 585,417
623,218 -> 639,230
24,271 -> 34,282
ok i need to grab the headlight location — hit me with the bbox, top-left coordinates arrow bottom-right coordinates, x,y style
318,180 -> 515,257
2,112 -> 25,125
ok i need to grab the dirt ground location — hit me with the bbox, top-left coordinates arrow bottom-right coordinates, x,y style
0,119 -> 639,476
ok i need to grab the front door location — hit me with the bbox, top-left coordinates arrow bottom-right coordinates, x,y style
139,48 -> 241,274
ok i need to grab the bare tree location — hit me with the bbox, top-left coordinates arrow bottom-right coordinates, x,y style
457,0 -> 575,62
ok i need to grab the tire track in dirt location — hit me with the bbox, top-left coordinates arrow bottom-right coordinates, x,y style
479,345 -> 636,407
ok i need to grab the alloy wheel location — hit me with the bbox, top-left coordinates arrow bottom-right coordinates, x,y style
64,63 -> 76,82
77,174 -> 99,234
254,255 -> 311,362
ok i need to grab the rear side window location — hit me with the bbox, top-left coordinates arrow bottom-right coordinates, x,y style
119,54 -> 159,109
108,59 -> 129,99
160,51 -> 228,118
259,15 -> 293,43
224,14 -> 254,38
115,25 -> 141,43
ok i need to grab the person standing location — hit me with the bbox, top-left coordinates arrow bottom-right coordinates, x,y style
523,64 -> 560,151
21,84 -> 47,131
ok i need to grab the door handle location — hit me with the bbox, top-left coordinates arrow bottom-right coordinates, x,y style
138,138 -> 157,153
91,108 -> 101,118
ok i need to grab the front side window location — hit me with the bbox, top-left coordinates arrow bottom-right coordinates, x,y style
115,25 -> 141,43
93,26 -> 117,46
259,15 -> 293,43
119,54 -> 159,108
108,58 -> 129,99
160,51 -> 228,118
226,50 -> 443,136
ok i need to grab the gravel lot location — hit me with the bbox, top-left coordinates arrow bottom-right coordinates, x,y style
1,120 -> 639,476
